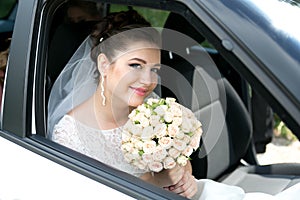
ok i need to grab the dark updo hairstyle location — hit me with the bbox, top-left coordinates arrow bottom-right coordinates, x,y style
90,10 -> 161,63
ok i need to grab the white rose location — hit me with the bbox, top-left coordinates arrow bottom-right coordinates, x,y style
139,115 -> 150,128
142,153 -> 154,163
181,118 -> 193,133
128,110 -> 137,120
133,112 -> 144,123
137,160 -> 148,170
183,135 -> 191,144
122,130 -> 131,143
130,124 -> 143,136
175,130 -> 185,140
142,140 -> 157,154
189,135 -> 200,150
154,123 -> 167,138
177,155 -> 188,166
194,119 -> 202,129
182,107 -> 194,118
195,127 -> 203,136
143,108 -> 152,118
182,146 -> 193,157
147,98 -> 159,105
169,104 -> 183,117
133,159 -> 147,170
158,136 -> 173,149
148,161 -> 163,173
168,147 -> 180,158
172,117 -> 182,126
131,149 -> 141,160
173,139 -> 187,151
121,142 -> 134,153
133,139 -> 144,150
123,152 -> 135,163
153,147 -> 167,162
123,120 -> 133,131
163,156 -> 176,169
165,97 -> 176,104
164,111 -> 174,123
154,105 -> 167,116
149,115 -> 161,127
141,126 -> 154,141
137,104 -> 147,112
167,124 -> 179,138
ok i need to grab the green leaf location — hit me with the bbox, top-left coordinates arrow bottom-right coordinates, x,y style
138,150 -> 144,156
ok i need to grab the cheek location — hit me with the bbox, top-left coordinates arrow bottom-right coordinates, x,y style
107,68 -> 136,90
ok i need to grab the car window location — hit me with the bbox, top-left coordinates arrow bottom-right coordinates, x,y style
44,0 -> 300,172
0,0 -> 17,19
0,0 -> 15,118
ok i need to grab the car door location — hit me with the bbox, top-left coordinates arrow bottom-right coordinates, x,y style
1,0 -> 299,199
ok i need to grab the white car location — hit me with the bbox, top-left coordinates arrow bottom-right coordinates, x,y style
1,0 -> 300,199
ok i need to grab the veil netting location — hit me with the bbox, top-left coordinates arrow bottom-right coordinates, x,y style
47,36 -> 99,138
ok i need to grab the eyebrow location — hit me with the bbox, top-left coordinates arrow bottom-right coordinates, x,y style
129,58 -> 147,64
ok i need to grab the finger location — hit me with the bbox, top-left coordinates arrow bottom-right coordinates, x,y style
171,175 -> 191,194
179,180 -> 198,198
169,179 -> 184,191
169,168 -> 185,185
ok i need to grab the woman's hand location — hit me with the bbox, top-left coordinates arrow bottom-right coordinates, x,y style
140,164 -> 185,188
140,161 -> 198,198
163,161 -> 198,198
167,170 -> 198,198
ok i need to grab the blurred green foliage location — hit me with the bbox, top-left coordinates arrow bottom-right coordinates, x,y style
0,0 -> 17,19
109,4 -> 169,28
274,114 -> 297,141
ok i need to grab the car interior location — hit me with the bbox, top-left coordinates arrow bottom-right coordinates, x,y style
44,1 -> 300,196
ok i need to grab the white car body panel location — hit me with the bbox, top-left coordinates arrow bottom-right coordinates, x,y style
0,136 -> 135,200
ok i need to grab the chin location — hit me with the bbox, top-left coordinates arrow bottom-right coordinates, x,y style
127,96 -> 145,107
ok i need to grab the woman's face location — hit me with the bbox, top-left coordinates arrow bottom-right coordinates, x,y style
102,42 -> 161,108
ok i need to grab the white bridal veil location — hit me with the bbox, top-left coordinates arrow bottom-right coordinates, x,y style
47,36 -> 99,137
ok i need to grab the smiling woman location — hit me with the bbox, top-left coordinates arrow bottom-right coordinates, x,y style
47,10 -> 162,135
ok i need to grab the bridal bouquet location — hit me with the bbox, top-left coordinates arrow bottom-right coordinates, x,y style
121,97 -> 203,173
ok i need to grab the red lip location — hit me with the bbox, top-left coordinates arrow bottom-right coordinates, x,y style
130,87 -> 148,96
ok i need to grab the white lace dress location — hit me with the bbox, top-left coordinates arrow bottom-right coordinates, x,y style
51,115 -> 146,177
51,115 -> 300,200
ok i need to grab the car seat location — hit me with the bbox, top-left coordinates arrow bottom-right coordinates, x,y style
160,12 -> 300,195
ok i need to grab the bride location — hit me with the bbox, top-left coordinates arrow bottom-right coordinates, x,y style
47,10 -> 300,200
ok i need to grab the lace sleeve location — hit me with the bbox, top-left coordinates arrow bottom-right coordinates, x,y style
51,115 -> 88,154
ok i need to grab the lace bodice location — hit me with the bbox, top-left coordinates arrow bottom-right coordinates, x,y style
51,115 -> 147,177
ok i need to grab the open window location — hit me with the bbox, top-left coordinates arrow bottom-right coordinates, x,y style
32,0 -> 300,197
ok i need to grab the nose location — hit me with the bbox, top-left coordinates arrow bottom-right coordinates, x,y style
140,68 -> 155,85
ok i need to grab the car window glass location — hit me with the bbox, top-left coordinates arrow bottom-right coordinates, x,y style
0,0 -> 17,19
44,1 -> 300,196
0,0 -> 15,117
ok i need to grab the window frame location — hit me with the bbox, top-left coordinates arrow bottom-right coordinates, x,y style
3,0 -> 298,198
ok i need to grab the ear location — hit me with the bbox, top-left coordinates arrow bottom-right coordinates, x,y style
97,53 -> 110,75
